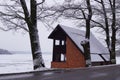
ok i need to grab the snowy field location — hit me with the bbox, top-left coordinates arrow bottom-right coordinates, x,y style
0,52 -> 52,74
0,53 -> 120,74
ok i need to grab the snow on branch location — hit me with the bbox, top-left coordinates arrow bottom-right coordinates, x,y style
81,38 -> 89,45
34,50 -> 41,54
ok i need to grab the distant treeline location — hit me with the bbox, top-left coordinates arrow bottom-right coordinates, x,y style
0,49 -> 12,54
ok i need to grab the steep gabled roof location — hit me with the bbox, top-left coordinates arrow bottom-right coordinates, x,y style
49,24 -> 110,61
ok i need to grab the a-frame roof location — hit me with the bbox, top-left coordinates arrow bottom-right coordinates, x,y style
49,24 -> 110,61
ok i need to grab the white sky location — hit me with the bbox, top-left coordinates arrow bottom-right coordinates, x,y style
0,23 -> 53,52
0,0 -> 61,52
0,0 -> 105,52
0,19 -> 77,52
0,0 -> 78,52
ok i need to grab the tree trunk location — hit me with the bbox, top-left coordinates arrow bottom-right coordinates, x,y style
110,0 -> 116,64
20,0 -> 45,70
28,26 -> 45,69
83,19 -> 92,67
100,0 -> 116,64
100,0 -> 111,52
30,0 -> 45,69
81,39 -> 91,67
81,0 -> 92,67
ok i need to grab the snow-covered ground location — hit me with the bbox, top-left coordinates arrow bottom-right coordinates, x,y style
0,53 -> 52,74
0,53 -> 120,74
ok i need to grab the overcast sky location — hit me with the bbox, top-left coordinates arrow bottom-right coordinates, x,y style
0,23 -> 53,52
0,21 -> 79,53
0,0 -> 104,52
0,17 -> 79,53
0,0 -> 63,52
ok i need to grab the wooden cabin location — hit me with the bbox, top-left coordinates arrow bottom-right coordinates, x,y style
48,24 -> 110,68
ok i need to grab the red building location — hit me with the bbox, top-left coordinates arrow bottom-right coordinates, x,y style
48,24 -> 110,68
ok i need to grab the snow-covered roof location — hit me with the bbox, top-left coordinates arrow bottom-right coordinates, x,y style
49,24 -> 110,62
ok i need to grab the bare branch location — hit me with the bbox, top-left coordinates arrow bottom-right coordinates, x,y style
20,0 -> 30,22
0,27 -> 14,31
0,16 -> 29,32
37,0 -> 45,5
91,19 -> 105,29
94,0 -> 102,4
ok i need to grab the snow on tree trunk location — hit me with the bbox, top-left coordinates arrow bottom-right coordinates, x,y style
20,0 -> 45,70
30,0 -> 45,69
81,0 -> 92,67
81,39 -> 91,67
29,27 -> 45,69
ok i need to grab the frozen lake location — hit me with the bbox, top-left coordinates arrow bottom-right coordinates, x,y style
0,53 -> 120,74
0,53 -> 52,74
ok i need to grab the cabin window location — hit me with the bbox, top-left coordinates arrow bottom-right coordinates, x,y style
53,39 -> 66,62
61,53 -> 66,61
55,40 -> 60,45
62,40 -> 65,45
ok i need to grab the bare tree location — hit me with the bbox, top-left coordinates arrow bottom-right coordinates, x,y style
0,0 -> 45,70
44,0 -> 93,67
109,0 -> 116,64
93,0 -> 118,64
44,0 -> 120,65
81,0 -> 92,67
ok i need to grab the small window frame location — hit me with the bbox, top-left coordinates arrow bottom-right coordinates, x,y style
55,40 -> 60,45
